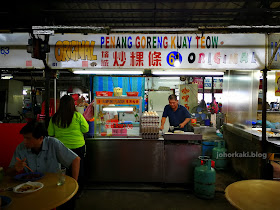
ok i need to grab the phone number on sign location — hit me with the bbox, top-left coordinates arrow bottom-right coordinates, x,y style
105,123 -> 133,129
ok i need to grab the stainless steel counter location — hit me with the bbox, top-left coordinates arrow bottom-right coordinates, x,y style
223,123 -> 280,179
85,137 -> 201,183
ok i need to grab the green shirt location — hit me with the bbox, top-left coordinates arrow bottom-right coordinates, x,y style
48,111 -> 89,149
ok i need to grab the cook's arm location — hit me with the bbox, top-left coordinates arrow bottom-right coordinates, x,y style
160,117 -> 166,130
179,118 -> 191,128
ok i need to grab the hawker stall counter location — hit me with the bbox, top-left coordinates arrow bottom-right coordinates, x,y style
223,123 -> 280,179
85,133 -> 201,183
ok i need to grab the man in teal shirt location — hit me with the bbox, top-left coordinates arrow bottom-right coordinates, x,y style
8,120 -> 80,181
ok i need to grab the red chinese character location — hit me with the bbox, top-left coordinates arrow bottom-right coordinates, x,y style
136,52 -> 144,66
130,52 -> 144,67
82,61 -> 88,67
101,60 -> 109,66
181,88 -> 190,94
26,60 -> 32,67
130,52 -> 136,66
182,95 -> 189,102
113,51 -> 126,66
102,51 -> 109,58
149,51 -> 161,66
184,104 -> 190,110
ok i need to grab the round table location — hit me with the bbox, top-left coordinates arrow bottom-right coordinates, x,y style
225,179 -> 280,210
0,173 -> 78,210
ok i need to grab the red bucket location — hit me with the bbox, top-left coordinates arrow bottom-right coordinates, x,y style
96,91 -> 113,96
126,92 -> 139,96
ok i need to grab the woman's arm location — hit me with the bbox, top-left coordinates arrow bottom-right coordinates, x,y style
47,118 -> 55,136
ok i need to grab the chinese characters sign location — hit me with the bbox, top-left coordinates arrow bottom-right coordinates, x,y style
179,84 -> 198,112
268,34 -> 280,70
96,98 -> 140,105
275,72 -> 280,96
0,33 -> 267,69
49,34 -> 265,70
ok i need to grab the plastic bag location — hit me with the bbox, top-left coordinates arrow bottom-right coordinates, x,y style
83,102 -> 94,121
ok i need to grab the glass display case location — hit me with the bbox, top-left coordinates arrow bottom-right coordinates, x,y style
94,96 -> 142,138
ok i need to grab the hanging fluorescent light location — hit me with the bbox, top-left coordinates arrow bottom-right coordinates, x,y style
174,60 -> 181,67
159,77 -> 180,80
111,28 -> 198,32
73,70 -> 143,75
1,74 -> 13,79
103,107 -> 133,112
153,70 -> 224,76
174,52 -> 181,67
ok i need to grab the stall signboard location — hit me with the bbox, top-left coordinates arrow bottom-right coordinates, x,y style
0,33 -> 44,68
275,72 -> 280,96
48,34 -> 265,70
0,33 -> 266,70
268,34 -> 280,70
193,77 -> 203,89
193,77 -> 223,89
96,98 -> 140,105
204,78 -> 223,89
179,84 -> 198,112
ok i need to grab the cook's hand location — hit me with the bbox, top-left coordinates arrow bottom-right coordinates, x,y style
15,158 -> 26,172
179,123 -> 184,128
160,125 -> 164,130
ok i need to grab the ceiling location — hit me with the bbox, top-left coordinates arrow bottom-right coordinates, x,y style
1,0 -> 280,87
2,0 -> 280,34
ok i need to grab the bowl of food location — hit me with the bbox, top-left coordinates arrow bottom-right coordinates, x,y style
13,181 -> 44,194
14,172 -> 44,182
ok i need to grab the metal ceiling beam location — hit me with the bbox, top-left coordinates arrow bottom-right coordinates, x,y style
108,25 -> 280,33
63,19 -> 234,24
62,0 -> 278,2
43,8 -> 276,13
56,15 -> 272,24
57,14 -> 248,19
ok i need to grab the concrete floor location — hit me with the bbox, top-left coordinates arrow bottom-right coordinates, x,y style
76,189 -> 235,210
76,169 -> 241,210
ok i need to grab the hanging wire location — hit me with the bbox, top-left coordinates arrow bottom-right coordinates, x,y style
111,76 -> 115,88
129,77 -> 132,91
